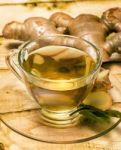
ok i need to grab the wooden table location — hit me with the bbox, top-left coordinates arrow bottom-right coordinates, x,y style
0,1 -> 121,149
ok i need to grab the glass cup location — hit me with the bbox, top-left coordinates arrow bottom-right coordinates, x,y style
6,35 -> 102,128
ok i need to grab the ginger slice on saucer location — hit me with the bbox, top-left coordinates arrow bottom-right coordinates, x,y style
83,91 -> 113,111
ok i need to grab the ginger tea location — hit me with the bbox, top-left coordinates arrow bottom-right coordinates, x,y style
22,45 -> 95,113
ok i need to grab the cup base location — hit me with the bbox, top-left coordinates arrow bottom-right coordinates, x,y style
40,108 -> 81,128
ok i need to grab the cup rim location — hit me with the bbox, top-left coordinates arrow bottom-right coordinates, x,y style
18,34 -> 102,83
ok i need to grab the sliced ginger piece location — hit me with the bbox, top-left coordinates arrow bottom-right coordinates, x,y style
33,54 -> 44,65
31,68 -> 41,77
83,91 -> 113,111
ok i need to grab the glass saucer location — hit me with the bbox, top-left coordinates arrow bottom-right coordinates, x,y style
0,109 -> 121,144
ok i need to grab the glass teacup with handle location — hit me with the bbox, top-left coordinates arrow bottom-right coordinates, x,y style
6,35 -> 102,128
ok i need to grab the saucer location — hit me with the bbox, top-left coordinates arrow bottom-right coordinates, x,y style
0,108 -> 120,144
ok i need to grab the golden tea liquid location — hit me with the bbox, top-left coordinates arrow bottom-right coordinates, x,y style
21,45 -> 95,126
22,46 -> 95,111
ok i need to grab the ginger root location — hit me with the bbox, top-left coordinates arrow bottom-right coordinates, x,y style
50,12 -> 73,34
3,17 -> 60,41
102,7 -> 121,57
2,7 -> 121,62
102,7 -> 121,32
68,14 -> 110,62
93,69 -> 112,91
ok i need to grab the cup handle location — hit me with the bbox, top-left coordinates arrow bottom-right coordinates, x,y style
6,51 -> 23,82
